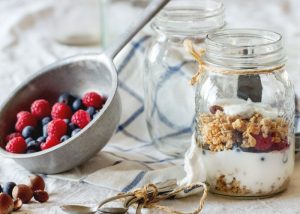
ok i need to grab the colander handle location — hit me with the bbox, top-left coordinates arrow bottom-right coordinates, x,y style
106,0 -> 170,59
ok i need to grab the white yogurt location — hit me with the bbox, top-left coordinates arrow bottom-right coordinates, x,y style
180,135 -> 294,195
202,147 -> 294,194
179,138 -> 206,187
215,98 -> 279,119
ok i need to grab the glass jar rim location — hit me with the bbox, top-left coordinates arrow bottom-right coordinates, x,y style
204,29 -> 286,69
158,0 -> 224,20
206,29 -> 282,48
152,0 -> 225,38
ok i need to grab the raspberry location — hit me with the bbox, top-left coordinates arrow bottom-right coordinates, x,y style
272,143 -> 289,151
254,134 -> 273,151
41,136 -> 60,150
17,111 -> 30,119
15,113 -> 37,132
5,137 -> 26,154
5,132 -> 22,142
31,99 -> 51,119
271,139 -> 289,151
82,92 -> 104,109
47,119 -> 67,138
71,110 -> 91,129
51,103 -> 72,119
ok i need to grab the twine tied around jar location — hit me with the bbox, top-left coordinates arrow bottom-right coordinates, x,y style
98,181 -> 208,214
183,40 -> 286,86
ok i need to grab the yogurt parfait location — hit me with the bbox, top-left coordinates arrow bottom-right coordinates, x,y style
196,99 -> 294,197
183,29 -> 295,198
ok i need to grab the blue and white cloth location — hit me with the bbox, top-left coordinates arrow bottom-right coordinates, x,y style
1,0 -> 300,200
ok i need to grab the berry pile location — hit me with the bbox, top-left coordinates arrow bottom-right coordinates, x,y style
0,175 -> 49,213
4,92 -> 105,154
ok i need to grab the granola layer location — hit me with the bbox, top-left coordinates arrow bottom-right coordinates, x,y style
198,108 -> 288,152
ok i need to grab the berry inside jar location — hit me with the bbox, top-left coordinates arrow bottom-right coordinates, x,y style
4,91 -> 106,154
197,99 -> 294,197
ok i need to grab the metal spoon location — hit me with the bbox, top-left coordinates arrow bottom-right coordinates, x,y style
97,207 -> 129,214
61,179 -> 177,214
60,205 -> 97,214
61,205 -> 128,214
61,194 -> 132,214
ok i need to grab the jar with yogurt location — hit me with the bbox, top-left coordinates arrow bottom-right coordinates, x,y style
193,29 -> 295,198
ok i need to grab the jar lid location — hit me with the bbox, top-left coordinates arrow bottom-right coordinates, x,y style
153,0 -> 225,38
204,29 -> 286,69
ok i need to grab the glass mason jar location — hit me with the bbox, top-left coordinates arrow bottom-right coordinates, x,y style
195,29 -> 295,198
144,0 -> 225,156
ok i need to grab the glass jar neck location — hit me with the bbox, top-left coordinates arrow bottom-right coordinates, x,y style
204,29 -> 287,69
152,0 -> 225,40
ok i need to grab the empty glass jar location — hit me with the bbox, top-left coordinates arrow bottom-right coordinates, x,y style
144,0 -> 225,156
195,29 -> 295,198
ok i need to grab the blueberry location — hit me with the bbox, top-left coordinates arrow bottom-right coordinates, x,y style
68,123 -> 77,134
86,107 -> 96,117
43,124 -> 48,138
59,93 -> 76,106
37,136 -> 46,143
232,130 -> 243,146
60,135 -> 70,142
72,128 -> 81,137
72,99 -> 83,112
27,140 -> 41,151
25,137 -> 34,144
0,184 -> 2,193
3,182 -> 16,197
93,113 -> 99,120
202,144 -> 210,150
22,126 -> 35,138
63,119 -> 70,124
261,157 -> 265,161
235,148 -> 241,152
41,117 -> 51,126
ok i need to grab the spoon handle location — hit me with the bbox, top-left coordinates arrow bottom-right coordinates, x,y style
97,193 -> 134,209
106,0 -> 170,59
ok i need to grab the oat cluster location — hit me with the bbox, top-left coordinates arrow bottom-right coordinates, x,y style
213,175 -> 290,196
215,175 -> 251,195
198,110 -> 288,151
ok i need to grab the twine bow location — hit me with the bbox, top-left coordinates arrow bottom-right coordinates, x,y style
98,182 -> 208,214
132,182 -> 208,214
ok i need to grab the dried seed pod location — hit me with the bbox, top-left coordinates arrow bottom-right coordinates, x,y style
13,198 -> 22,211
0,193 -> 14,214
28,175 -> 45,191
33,190 -> 49,203
12,184 -> 33,203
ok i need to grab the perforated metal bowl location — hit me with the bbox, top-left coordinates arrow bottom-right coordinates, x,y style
0,54 -> 121,174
